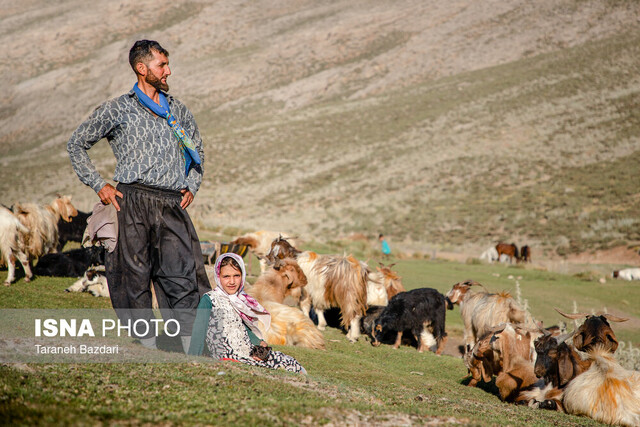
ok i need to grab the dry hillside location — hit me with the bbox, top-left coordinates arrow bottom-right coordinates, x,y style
2,0 -> 640,259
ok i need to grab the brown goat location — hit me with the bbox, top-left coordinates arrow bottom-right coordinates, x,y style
466,323 -> 539,402
533,332 -> 592,390
555,308 -> 627,353
375,262 -> 405,299
247,258 -> 324,350
231,231 -> 301,273
249,258 -> 308,304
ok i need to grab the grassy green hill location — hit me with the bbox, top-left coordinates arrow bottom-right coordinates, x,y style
1,251 -> 638,425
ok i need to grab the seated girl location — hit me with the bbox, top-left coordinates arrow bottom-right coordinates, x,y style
188,252 -> 306,374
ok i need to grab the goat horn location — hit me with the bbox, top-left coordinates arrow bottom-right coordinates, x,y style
489,323 -> 508,334
457,279 -> 482,287
556,332 -> 574,343
603,313 -> 629,323
554,308 -> 589,319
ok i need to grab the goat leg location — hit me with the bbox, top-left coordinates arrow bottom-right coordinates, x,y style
393,331 -> 403,349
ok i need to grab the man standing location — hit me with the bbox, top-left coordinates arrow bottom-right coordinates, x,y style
68,40 -> 210,353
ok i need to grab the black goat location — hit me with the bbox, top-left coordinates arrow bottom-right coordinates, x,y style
371,288 -> 447,354
56,210 -> 91,251
33,246 -> 105,277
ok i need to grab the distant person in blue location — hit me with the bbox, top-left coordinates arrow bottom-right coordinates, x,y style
379,234 -> 391,259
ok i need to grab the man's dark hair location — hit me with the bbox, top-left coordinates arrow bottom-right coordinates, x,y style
129,40 -> 169,74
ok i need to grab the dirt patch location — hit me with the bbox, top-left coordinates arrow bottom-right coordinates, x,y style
565,246 -> 640,266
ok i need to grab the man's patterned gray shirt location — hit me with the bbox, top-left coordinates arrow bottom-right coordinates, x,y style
67,89 -> 204,195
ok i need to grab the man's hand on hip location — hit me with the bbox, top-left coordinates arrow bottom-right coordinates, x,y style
180,189 -> 193,209
98,184 -> 123,211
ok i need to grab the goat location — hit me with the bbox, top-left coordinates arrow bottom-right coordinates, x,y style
612,268 -> 640,281
533,332 -> 592,390
479,247 -> 499,263
555,308 -> 627,353
445,279 -> 533,355
298,252 -> 368,342
522,310 -> 627,412
0,206 -> 32,285
490,324 -> 539,402
246,258 -> 324,350
33,246 -> 105,277
563,346 -> 640,426
65,267 -> 109,297
518,331 -> 591,411
12,195 -> 78,264
371,288 -> 447,354
370,262 -> 404,300
56,210 -> 91,251
248,258 -> 307,304
230,231 -> 300,273
267,237 -> 368,343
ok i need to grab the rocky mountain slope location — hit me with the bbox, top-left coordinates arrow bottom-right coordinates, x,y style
2,0 -> 639,258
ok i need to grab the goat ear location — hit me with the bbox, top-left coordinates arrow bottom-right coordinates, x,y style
572,333 -> 583,351
283,268 -> 294,286
557,349 -> 574,388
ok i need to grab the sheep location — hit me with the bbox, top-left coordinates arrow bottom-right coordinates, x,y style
563,346 -> 640,426
230,231 -> 301,273
12,195 -> 78,264
371,288 -> 448,354
0,206 -> 32,285
445,279 -> 533,355
612,268 -> 640,281
246,258 -> 324,350
267,236 -> 368,343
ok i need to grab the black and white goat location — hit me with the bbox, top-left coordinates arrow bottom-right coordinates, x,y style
65,267 -> 109,297
371,288 -> 447,354
34,246 -> 105,277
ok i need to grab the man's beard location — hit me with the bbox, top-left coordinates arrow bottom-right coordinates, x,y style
146,71 -> 169,92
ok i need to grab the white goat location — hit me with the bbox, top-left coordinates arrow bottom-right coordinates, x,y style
446,280 -> 534,355
613,268 -> 640,281
479,247 -> 499,263
12,195 -> 78,263
0,207 -> 32,285
563,346 -> 640,426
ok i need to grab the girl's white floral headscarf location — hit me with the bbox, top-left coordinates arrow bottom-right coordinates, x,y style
212,252 -> 270,338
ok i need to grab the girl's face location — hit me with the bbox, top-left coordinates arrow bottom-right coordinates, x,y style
220,264 -> 242,295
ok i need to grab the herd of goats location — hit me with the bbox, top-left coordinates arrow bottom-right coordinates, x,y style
1,196 -> 639,426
